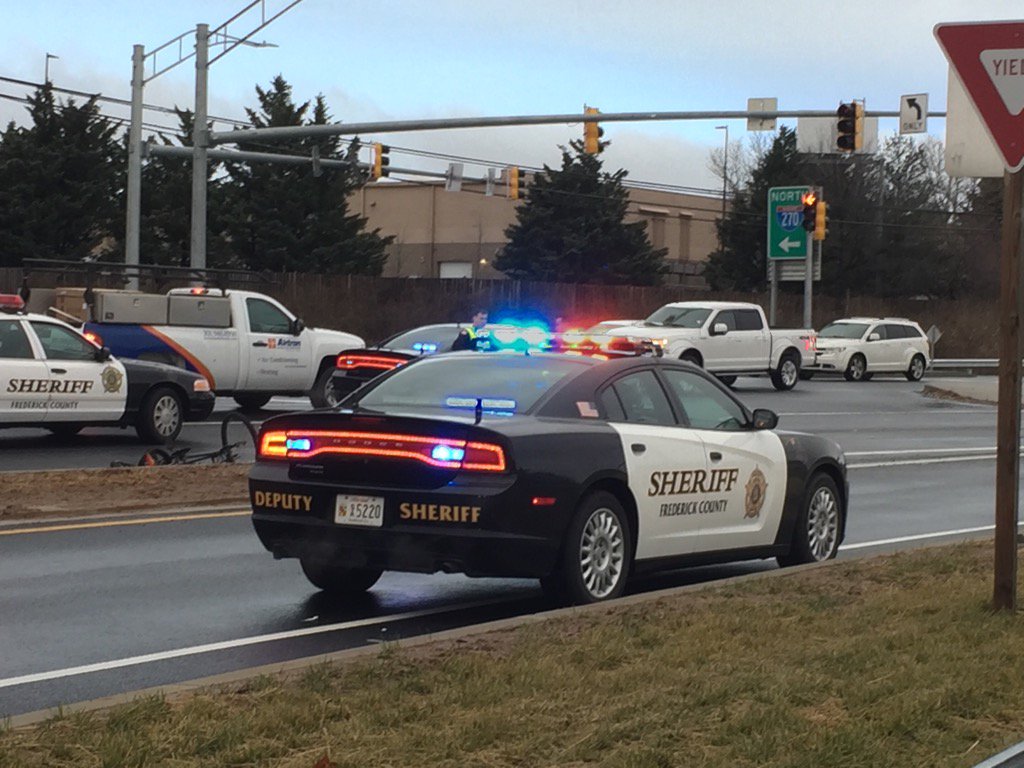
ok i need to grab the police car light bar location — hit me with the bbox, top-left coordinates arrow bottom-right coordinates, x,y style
259,429 -> 506,472
0,294 -> 25,313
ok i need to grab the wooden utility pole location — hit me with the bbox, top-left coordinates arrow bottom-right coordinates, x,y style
994,169 -> 1023,611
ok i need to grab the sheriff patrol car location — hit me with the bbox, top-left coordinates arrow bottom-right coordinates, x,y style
0,295 -> 214,442
250,351 -> 848,604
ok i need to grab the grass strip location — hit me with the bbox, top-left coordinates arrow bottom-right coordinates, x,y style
3,541 -> 1024,767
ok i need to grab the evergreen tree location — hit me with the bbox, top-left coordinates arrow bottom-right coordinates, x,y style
495,140 -> 667,285
0,84 -> 121,267
220,76 -> 391,274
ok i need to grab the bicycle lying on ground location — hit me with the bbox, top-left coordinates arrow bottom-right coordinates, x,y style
111,412 -> 258,467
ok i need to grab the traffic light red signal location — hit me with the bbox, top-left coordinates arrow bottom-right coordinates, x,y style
836,102 -> 864,152
801,192 -> 817,232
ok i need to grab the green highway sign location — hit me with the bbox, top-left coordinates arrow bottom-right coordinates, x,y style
767,186 -> 811,260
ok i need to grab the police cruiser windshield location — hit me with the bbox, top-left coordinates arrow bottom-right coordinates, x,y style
355,355 -> 587,414
643,306 -> 711,328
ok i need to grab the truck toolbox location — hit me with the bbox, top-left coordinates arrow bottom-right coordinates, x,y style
95,292 -> 169,324
168,295 -> 231,328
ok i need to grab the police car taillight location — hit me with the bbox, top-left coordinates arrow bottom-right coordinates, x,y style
336,354 -> 404,371
0,294 -> 25,313
258,429 -> 506,472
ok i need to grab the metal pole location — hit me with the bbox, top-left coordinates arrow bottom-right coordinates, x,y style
769,260 -> 777,326
190,23 -> 209,271
993,169 -> 1023,611
125,44 -> 144,290
803,230 -> 813,328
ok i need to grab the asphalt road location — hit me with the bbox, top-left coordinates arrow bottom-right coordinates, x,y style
0,374 -> 1014,718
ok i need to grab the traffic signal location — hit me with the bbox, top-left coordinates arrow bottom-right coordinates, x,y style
583,106 -> 604,154
371,142 -> 391,180
507,166 -> 527,200
836,102 -> 864,152
813,200 -> 828,241
801,191 -> 817,232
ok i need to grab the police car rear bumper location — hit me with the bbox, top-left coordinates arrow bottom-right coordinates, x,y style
249,465 -> 564,578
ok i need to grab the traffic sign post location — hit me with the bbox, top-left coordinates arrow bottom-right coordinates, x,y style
936,20 -> 1024,610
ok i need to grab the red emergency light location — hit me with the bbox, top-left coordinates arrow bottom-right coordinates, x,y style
0,294 -> 25,313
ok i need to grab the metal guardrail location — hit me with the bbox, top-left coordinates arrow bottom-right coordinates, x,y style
932,359 -> 999,372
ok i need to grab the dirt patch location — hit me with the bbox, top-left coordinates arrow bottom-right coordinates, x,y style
922,384 -> 997,406
0,464 -> 250,520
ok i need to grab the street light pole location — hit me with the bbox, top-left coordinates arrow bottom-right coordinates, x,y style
44,53 -> 59,84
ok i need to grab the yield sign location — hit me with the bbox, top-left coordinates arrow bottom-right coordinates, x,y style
935,21 -> 1024,171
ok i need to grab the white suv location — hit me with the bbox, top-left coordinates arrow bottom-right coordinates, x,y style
807,317 -> 930,382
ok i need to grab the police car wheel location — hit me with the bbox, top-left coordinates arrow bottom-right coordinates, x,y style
906,354 -> 926,382
844,354 -> 867,382
299,559 -> 383,595
46,425 -> 83,439
233,394 -> 271,411
136,387 -> 183,444
546,491 -> 631,605
309,367 -> 337,409
770,353 -> 800,391
777,473 -> 842,567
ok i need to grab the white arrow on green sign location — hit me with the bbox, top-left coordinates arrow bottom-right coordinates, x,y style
767,185 -> 811,260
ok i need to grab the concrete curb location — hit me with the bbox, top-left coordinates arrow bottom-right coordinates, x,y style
0,503 -> 249,531
3,556 -> 846,730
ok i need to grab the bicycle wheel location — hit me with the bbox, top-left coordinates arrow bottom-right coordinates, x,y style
220,411 -> 258,463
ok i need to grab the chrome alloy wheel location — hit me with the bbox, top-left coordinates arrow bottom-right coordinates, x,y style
781,359 -> 798,388
910,356 -> 925,380
806,486 -> 839,561
153,394 -> 181,438
848,355 -> 866,380
579,508 -> 625,599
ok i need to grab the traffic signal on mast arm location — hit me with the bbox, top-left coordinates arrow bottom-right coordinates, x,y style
583,106 -> 604,154
801,191 -> 818,232
813,200 -> 828,241
371,143 -> 391,180
836,102 -> 864,152
507,166 -> 527,200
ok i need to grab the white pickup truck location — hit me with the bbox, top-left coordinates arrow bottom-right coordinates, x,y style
80,288 -> 363,409
606,301 -> 816,390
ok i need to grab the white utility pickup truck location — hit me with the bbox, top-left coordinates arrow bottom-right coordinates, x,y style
606,301 -> 816,390
81,288 -> 363,409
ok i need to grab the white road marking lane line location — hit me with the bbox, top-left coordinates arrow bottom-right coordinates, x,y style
0,597 -> 516,690
848,456 -> 999,469
841,523 -> 1023,551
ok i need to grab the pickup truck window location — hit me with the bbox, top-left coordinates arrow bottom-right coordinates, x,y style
661,369 -> 747,431
714,311 -> 737,331
0,320 -> 33,359
30,322 -> 96,361
735,309 -> 764,331
819,322 -> 869,339
246,298 -> 291,334
643,306 -> 711,329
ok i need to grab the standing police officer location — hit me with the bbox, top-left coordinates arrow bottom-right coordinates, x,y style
451,309 -> 490,351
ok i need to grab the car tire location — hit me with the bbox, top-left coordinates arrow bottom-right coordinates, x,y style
861,373 -> 874,382
309,366 -> 338,408
46,425 -> 83,439
777,472 -> 843,567
799,371 -> 814,381
300,559 -> 383,595
135,386 -> 184,444
543,490 -> 631,605
844,354 -> 868,382
233,394 -> 272,411
770,353 -> 800,391
716,374 -> 737,387
905,354 -> 926,382
680,351 -> 702,368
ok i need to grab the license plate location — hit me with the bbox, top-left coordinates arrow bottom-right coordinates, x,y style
335,495 -> 384,528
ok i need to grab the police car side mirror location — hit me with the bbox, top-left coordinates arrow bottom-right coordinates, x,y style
94,346 -> 112,362
291,318 -> 305,336
751,408 -> 778,430
867,332 -> 880,342
711,322 -> 728,336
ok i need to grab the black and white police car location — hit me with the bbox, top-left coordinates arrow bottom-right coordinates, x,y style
0,294 -> 215,443
250,350 -> 848,604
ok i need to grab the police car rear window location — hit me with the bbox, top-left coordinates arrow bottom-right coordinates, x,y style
382,325 -> 462,352
356,355 -> 586,413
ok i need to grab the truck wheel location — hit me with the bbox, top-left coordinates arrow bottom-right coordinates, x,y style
136,386 -> 184,444
233,394 -> 271,411
309,366 -> 337,408
844,354 -> 867,382
770,353 -> 800,391
542,491 -> 631,605
300,559 -> 383,596
680,351 -> 702,368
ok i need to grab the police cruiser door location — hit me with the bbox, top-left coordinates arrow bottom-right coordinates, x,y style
600,369 -> 709,560
27,320 -> 128,421
659,368 -> 786,553
0,317 -> 52,423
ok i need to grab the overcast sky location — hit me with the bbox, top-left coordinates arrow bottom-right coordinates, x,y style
0,0 -> 1019,193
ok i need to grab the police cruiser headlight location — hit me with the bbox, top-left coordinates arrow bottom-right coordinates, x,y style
193,378 -> 211,392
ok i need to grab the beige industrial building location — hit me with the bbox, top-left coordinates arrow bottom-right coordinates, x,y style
352,178 -> 722,288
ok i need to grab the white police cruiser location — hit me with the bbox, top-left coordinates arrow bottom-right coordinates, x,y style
0,294 -> 214,442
